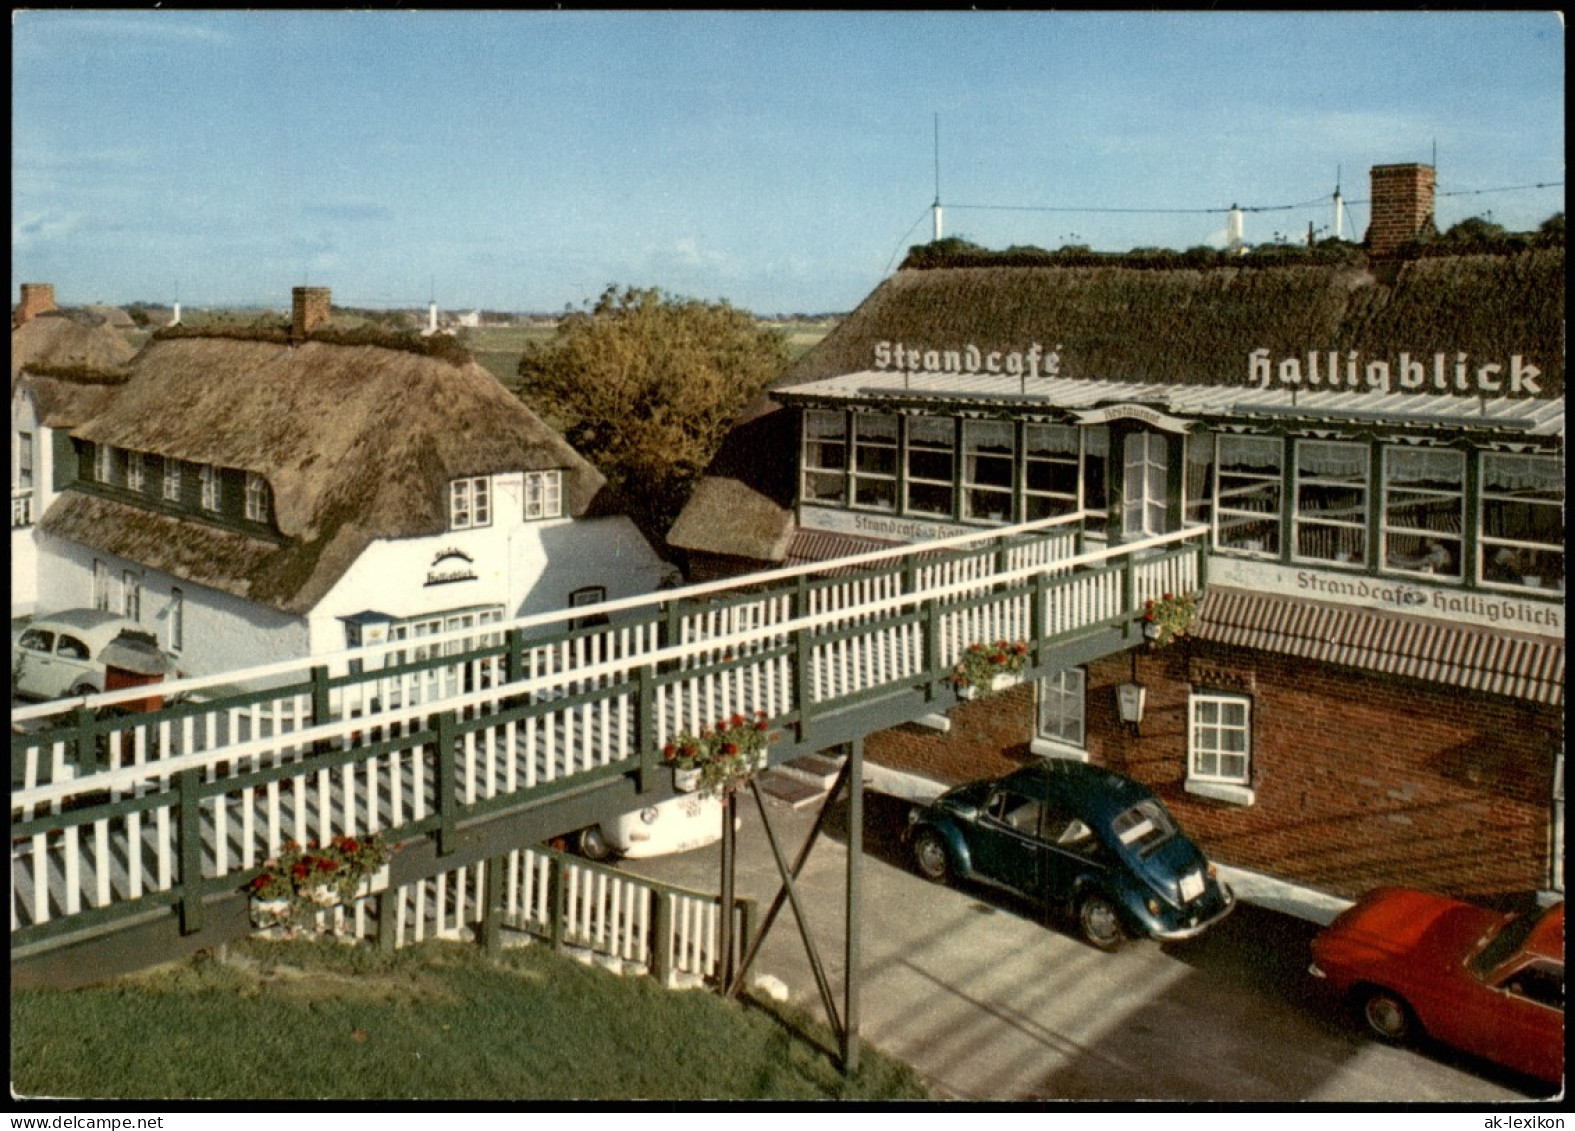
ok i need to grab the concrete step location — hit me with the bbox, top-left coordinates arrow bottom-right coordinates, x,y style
775,752 -> 845,791
754,769 -> 826,810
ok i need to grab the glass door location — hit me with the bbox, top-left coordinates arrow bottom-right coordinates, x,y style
1123,431 -> 1169,537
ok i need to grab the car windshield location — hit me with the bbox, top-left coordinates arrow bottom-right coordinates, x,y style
1110,799 -> 1176,857
1468,908 -> 1545,979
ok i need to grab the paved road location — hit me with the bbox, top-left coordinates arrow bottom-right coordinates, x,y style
618,787 -> 1551,1102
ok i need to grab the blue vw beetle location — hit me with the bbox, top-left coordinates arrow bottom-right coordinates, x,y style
907,760 -> 1234,950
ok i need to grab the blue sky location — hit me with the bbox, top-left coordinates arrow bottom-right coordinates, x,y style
11,11 -> 1565,316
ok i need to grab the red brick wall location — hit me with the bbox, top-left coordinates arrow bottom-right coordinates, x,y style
866,682 -> 1038,785
291,286 -> 332,340
1366,163 -> 1436,257
14,283 -> 56,327
1083,643 -> 1558,900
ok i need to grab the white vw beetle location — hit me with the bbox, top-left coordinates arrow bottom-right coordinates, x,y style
565,792 -> 731,861
12,609 -> 150,701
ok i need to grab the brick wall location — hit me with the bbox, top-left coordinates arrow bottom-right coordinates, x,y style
1366,163 -> 1437,257
866,682 -> 1038,785
14,283 -> 56,327
1084,642 -> 1558,900
291,286 -> 332,340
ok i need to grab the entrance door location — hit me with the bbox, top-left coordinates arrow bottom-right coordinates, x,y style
1123,431 -> 1169,538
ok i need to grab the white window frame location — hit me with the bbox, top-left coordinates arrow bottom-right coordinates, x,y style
1293,439 -> 1369,567
1187,691 -> 1254,805
849,413 -> 899,513
245,472 -> 270,523
1032,668 -> 1088,761
16,431 -> 34,490
450,476 -> 492,530
1214,435 -> 1283,557
199,464 -> 221,512
169,587 -> 185,653
1477,452 -> 1564,594
1122,431 -> 1169,538
126,450 -> 145,493
962,420 -> 1015,524
122,570 -> 141,621
163,458 -> 183,502
1024,424 -> 1081,522
93,559 -> 111,611
801,409 -> 848,505
904,415 -> 955,518
523,470 -> 562,521
93,442 -> 113,484
1380,446 -> 1464,580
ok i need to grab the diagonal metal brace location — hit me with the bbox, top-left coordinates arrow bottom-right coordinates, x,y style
726,757 -> 853,998
735,775 -> 845,1039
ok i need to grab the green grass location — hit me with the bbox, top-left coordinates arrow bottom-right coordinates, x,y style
12,937 -> 930,1101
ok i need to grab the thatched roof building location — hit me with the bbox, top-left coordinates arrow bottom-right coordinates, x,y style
668,247 -> 1565,566
39,334 -> 613,614
11,308 -> 137,385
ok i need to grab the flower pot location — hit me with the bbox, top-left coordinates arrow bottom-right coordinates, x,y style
250,897 -> 293,929
673,765 -> 701,793
1143,622 -> 1162,640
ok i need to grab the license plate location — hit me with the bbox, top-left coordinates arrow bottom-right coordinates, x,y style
1179,869 -> 1205,902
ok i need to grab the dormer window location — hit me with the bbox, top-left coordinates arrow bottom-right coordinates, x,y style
126,451 -> 146,493
199,464 -> 221,512
163,458 -> 182,502
450,476 -> 491,530
524,470 -> 563,520
93,442 -> 113,484
245,472 -> 271,523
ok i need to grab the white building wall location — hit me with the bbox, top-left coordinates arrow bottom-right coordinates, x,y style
36,533 -> 310,676
11,387 -> 52,617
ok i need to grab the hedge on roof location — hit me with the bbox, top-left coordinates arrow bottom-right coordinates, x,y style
151,322 -> 474,367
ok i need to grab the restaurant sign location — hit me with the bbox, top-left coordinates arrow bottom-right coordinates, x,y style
799,504 -> 974,544
1209,556 -> 1562,637
1249,350 -> 1545,397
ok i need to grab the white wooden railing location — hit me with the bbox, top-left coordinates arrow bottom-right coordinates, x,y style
11,488 -> 34,529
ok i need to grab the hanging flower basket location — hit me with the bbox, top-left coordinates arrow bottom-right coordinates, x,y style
949,640 -> 1030,700
1141,592 -> 1198,649
664,712 -> 779,800
244,833 -> 393,934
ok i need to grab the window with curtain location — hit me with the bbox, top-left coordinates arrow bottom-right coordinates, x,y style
963,420 -> 1015,523
905,415 -> 954,517
1214,435 -> 1282,555
851,413 -> 898,511
802,410 -> 847,504
1024,424 -> 1080,521
1382,447 -> 1464,579
1479,453 -> 1564,592
1294,440 -> 1367,565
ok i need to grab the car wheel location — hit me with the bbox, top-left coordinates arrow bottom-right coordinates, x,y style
574,825 -> 615,863
70,682 -> 99,698
1077,893 -> 1127,952
1359,988 -> 1416,1043
912,830 -> 951,884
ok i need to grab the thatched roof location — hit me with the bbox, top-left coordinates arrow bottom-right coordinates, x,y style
15,369 -> 131,428
11,310 -> 137,384
42,336 -> 612,614
671,248 -> 1565,564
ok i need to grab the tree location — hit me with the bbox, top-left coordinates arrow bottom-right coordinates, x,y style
516,285 -> 788,538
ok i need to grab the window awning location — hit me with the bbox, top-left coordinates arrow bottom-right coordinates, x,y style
1194,587 -> 1563,706
785,528 -> 902,573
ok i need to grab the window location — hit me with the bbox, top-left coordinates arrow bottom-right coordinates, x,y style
985,788 -> 1042,835
1188,692 -> 1253,804
802,410 -> 847,504
450,476 -> 491,529
1214,436 -> 1283,555
1294,441 -> 1368,565
199,464 -> 221,512
16,431 -> 34,489
1186,431 -> 1214,527
1123,432 -> 1169,537
524,470 -> 562,520
245,472 -> 271,523
1082,426 -> 1110,513
1479,453 -> 1564,592
850,413 -> 898,511
56,634 -> 90,661
126,450 -> 145,493
569,585 -> 609,630
1037,669 -> 1086,749
962,420 -> 1015,523
93,442 -> 114,485
1382,447 -> 1464,579
904,415 -> 955,517
1024,424 -> 1081,520
1111,799 -> 1177,856
169,588 -> 184,652
18,628 -> 53,654
122,571 -> 141,621
93,559 -> 110,611
163,458 -> 183,502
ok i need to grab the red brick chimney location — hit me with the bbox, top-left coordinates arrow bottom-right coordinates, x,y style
291,286 -> 331,341
1366,164 -> 1436,257
14,283 -> 57,327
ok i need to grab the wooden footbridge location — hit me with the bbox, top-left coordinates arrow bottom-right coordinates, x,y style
12,513 -> 1204,995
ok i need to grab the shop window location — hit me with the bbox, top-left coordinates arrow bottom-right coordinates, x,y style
1294,440 -> 1367,565
1123,432 -> 1168,537
245,472 -> 271,523
524,470 -> 562,521
163,458 -> 183,502
963,420 -> 1015,523
1478,453 -> 1564,593
904,415 -> 954,517
126,450 -> 145,493
1035,669 -> 1086,754
450,476 -> 491,529
802,410 -> 848,505
1381,447 -> 1464,580
1215,435 -> 1282,555
1187,692 -> 1254,805
199,464 -> 221,512
1024,424 -> 1081,521
850,413 -> 898,512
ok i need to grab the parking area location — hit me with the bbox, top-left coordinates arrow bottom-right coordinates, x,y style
618,786 -> 1545,1102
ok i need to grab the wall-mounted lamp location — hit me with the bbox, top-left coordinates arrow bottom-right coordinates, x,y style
1117,682 -> 1147,734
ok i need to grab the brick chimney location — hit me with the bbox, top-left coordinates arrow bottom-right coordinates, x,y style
14,283 -> 57,327
1365,164 -> 1436,257
291,286 -> 331,341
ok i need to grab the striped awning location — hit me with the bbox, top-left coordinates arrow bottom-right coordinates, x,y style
784,528 -> 903,574
1195,588 -> 1564,707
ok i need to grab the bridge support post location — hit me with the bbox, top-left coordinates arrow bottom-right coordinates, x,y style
377,888 -> 399,952
718,790 -> 737,990
177,769 -> 203,935
481,854 -> 505,952
636,665 -> 657,794
841,736 -> 863,1078
651,887 -> 672,986
436,711 -> 457,856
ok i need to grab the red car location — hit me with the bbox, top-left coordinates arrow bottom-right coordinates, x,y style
1309,888 -> 1564,1086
